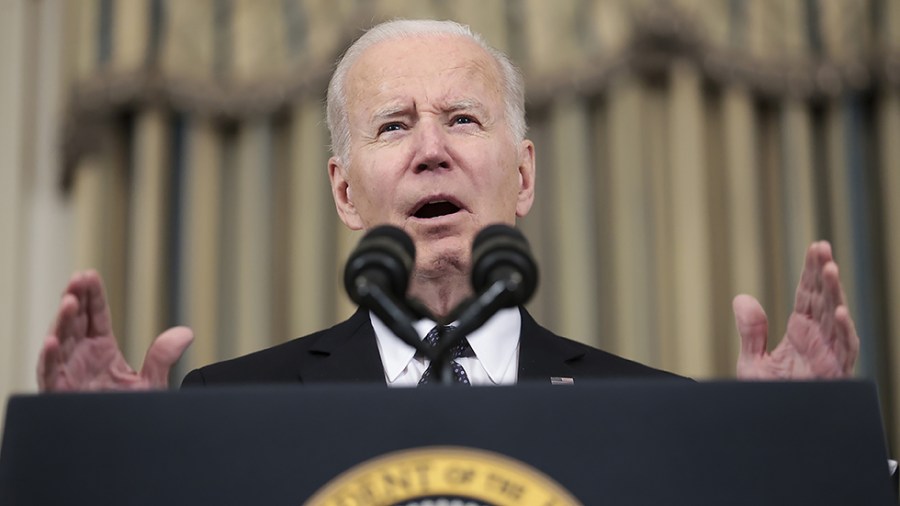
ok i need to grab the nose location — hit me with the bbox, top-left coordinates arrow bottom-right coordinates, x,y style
412,120 -> 451,172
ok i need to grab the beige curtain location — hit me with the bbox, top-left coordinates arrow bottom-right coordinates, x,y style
32,0 -> 900,456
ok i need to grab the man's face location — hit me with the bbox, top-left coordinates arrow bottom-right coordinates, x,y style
329,35 -> 535,278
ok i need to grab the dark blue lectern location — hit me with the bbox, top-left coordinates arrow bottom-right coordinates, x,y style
1,381 -> 895,505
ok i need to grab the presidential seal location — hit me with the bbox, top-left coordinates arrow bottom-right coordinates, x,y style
304,446 -> 581,506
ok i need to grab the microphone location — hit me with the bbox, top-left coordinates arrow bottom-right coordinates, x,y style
428,225 -> 539,384
344,225 -> 415,306
470,224 -> 538,307
343,225 -> 425,355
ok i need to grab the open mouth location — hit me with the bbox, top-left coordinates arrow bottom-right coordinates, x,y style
413,200 -> 462,219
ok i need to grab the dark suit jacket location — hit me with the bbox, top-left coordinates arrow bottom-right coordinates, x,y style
181,307 -> 684,387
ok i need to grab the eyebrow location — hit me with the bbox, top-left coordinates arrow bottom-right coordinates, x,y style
445,99 -> 487,115
372,104 -> 410,122
370,99 -> 488,123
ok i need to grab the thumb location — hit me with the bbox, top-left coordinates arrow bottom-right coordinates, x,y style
733,294 -> 769,360
140,326 -> 194,388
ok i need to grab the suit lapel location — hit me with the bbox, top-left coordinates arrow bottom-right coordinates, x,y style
517,308 -> 586,383
298,308 -> 387,384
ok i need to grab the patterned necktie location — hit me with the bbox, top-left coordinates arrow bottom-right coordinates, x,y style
418,325 -> 474,386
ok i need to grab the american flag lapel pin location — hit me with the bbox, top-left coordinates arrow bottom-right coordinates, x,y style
550,376 -> 574,385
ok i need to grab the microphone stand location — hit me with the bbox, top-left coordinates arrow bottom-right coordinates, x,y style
431,271 -> 525,385
354,269 -> 525,386
345,225 -> 532,386
352,276 -> 436,364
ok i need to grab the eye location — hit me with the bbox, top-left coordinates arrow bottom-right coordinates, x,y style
378,122 -> 405,135
451,115 -> 479,126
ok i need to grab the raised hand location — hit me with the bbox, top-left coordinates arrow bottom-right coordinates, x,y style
38,270 -> 193,391
733,241 -> 859,380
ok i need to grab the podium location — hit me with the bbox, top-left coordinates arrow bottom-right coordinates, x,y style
1,381 -> 895,505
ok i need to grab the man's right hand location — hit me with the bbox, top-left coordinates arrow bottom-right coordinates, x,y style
37,270 -> 193,392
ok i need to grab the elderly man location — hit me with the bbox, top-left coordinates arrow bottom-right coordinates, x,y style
37,19 -> 858,390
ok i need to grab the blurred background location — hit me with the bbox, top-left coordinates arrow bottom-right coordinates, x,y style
1,0 -> 899,454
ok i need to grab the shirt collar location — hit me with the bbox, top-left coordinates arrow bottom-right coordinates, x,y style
371,307 -> 521,384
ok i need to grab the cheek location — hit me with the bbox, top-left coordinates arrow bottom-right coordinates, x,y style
348,165 -> 393,212
487,153 -> 525,213
485,150 -> 522,192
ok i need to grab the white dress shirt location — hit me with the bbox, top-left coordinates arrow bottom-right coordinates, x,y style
371,307 -> 521,386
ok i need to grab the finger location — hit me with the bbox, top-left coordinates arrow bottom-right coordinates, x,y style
50,293 -> 85,360
794,241 -> 831,315
807,260 -> 847,339
813,241 -> 835,283
821,261 -> 846,309
733,294 -> 769,358
798,243 -> 819,292
65,270 -> 90,310
817,240 -> 835,264
82,269 -> 112,336
37,335 -> 63,392
798,242 -> 832,304
140,326 -> 194,388
795,243 -> 822,315
834,305 -> 860,375
59,271 -> 94,340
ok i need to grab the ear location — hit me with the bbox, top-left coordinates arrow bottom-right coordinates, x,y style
515,140 -> 536,217
328,157 -> 364,230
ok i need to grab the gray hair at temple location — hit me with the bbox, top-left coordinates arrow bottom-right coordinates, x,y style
325,19 -> 527,165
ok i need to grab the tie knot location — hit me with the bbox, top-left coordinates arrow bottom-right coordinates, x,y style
422,325 -> 473,359
423,325 -> 454,347
418,325 -> 474,386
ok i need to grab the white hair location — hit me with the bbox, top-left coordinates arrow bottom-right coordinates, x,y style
325,19 -> 527,165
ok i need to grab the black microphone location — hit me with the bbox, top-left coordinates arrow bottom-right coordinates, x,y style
470,224 -> 538,307
428,225 -> 539,384
343,225 -> 425,355
344,225 -> 415,306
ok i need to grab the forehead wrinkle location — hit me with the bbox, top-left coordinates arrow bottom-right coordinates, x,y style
346,35 -> 507,137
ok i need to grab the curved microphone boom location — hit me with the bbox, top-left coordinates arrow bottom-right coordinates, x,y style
429,224 -> 539,384
430,224 -> 539,380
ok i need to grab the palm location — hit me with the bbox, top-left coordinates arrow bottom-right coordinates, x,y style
38,271 -> 193,392
733,242 -> 858,380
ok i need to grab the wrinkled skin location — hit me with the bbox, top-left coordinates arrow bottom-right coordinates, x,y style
733,241 -> 858,379
328,34 -> 535,318
38,270 -> 192,391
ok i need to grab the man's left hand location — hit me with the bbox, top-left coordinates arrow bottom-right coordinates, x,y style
732,241 -> 859,379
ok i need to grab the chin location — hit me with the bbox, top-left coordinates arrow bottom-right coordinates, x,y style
415,246 -> 470,279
